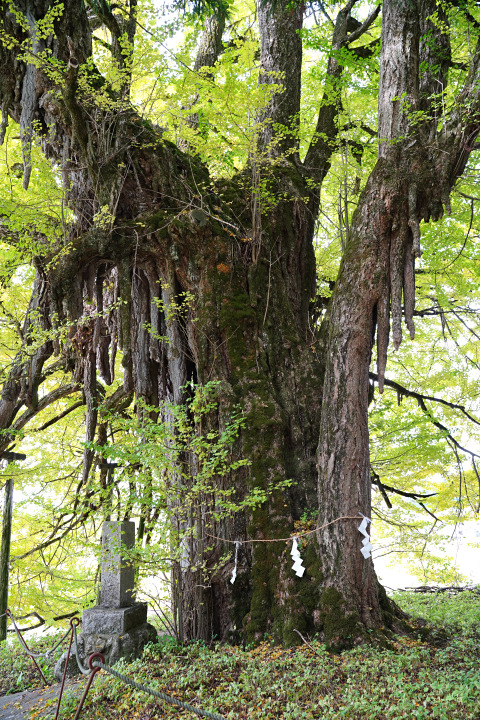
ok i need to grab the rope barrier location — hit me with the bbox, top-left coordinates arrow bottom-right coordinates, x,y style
4,513 -> 370,720
45,625 -> 74,659
72,621 -> 89,675
4,611 -> 228,720
95,660 -> 227,720
206,514 -> 364,544
6,609 -> 71,660
4,609 -> 79,694
5,610 -> 48,684
7,610 -> 44,659
67,622 -> 227,719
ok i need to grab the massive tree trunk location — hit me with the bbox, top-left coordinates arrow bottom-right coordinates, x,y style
1,0 -> 480,649
315,0 -> 480,647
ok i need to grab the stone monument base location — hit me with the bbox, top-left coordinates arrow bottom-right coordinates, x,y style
54,609 -> 157,681
55,522 -> 158,681
83,602 -> 148,634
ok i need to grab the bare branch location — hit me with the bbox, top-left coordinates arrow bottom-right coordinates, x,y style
417,502 -> 441,522
34,399 -> 85,433
371,471 -> 437,502
12,516 -> 86,561
371,471 -> 392,508
416,396 -> 480,461
345,5 -> 381,45
369,372 -> 480,428
9,383 -> 80,435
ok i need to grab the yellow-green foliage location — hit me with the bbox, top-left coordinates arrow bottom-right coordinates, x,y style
1,0 -> 480,622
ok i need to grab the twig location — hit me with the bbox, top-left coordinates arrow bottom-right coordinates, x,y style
293,629 -> 325,658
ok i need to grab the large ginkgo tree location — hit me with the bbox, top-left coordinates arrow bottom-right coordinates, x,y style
1,0 -> 480,649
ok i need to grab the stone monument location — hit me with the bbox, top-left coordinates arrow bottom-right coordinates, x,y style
55,521 -> 157,680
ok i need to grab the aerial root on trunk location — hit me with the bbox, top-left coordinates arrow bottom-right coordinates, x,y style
403,235 -> 415,340
376,282 -> 390,394
390,224 -> 405,352
376,186 -> 425,389
94,265 -> 117,386
408,183 -> 422,259
118,259 -> 134,392
377,209 -> 418,385
82,348 -> 98,486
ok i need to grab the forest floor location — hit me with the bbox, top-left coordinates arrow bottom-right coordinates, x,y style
0,591 -> 479,719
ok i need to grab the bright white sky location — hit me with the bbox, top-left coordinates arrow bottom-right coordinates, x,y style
374,521 -> 480,589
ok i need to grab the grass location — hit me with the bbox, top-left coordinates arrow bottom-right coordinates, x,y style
1,592 -> 480,719
392,589 -> 480,633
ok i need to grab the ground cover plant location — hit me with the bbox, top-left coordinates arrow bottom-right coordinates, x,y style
0,628 -> 64,695
20,590 -> 476,720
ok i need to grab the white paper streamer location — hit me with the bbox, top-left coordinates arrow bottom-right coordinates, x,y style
290,537 -> 305,577
230,541 -> 241,584
358,514 -> 372,559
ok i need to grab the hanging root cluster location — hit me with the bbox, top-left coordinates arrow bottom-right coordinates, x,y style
376,179 -> 451,394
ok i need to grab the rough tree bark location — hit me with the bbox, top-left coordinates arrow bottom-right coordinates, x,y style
315,0 -> 480,647
1,0 -> 480,649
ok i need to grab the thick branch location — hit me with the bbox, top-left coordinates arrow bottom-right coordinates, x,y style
304,4 -> 379,179
378,0 -> 420,156
87,0 -> 132,74
256,0 -> 303,156
418,0 -> 451,143
350,38 -> 380,60
11,384 -> 80,433
35,400 -> 84,434
181,13 -> 226,143
345,4 -> 380,45
444,33 -> 480,184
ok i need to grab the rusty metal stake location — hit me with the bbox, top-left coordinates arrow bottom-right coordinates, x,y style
55,617 -> 80,720
6,609 -> 47,685
73,652 -> 104,720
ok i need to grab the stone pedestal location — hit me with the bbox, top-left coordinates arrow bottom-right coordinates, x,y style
54,522 -> 157,681
54,621 -> 157,680
83,602 -> 147,634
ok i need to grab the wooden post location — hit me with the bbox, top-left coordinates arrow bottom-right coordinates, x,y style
0,452 -> 26,642
0,478 -> 14,642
